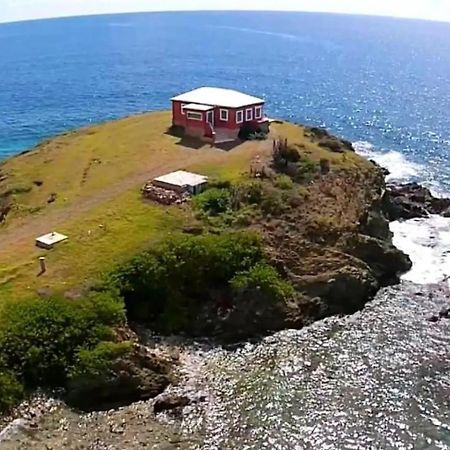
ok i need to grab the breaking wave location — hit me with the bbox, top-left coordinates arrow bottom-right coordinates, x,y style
354,141 -> 450,286
391,216 -> 450,286
354,141 -> 423,183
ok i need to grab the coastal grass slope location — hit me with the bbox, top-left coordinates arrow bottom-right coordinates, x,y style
0,111 -> 365,300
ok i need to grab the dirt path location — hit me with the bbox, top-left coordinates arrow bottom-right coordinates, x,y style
0,150 -> 224,252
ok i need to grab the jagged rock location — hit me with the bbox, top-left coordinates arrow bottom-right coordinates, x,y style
297,267 -> 379,315
47,193 -> 57,204
153,394 -> 191,414
65,344 -> 174,412
359,207 -> 392,240
384,182 -> 450,220
343,234 -> 412,285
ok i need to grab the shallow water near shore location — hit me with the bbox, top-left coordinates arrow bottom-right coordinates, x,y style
3,282 -> 450,449
175,283 -> 450,449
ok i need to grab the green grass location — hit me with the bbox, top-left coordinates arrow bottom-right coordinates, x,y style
0,189 -> 190,301
0,112 -> 372,302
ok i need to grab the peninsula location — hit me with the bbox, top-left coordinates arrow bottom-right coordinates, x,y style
0,106 -> 411,413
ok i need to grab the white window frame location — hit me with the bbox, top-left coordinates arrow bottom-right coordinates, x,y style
186,111 -> 203,121
181,103 -> 186,115
255,106 -> 263,120
236,110 -> 244,124
246,108 -> 253,121
220,108 -> 229,122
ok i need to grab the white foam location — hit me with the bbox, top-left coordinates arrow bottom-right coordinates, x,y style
390,216 -> 450,285
354,141 -> 423,182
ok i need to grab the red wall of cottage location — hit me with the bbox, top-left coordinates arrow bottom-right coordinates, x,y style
172,101 -> 265,133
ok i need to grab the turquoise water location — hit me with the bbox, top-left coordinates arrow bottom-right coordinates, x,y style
1,11 -> 450,191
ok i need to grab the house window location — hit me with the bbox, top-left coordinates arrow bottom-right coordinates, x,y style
186,111 -> 203,121
255,106 -> 263,120
181,103 -> 186,115
220,109 -> 229,122
236,110 -> 244,124
246,108 -> 253,121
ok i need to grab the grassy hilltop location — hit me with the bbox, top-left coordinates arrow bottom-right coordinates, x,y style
0,111 -> 366,300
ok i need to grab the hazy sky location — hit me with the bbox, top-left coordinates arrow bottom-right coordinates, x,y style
1,0 -> 450,24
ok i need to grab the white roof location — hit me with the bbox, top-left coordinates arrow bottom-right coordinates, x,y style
154,170 -> 208,188
183,103 -> 214,112
36,232 -> 68,246
171,87 -> 264,109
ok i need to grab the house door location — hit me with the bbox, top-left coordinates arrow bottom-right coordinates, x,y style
206,110 -> 214,128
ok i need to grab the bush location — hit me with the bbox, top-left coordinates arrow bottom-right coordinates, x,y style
192,188 -> 232,216
0,292 -> 125,388
231,263 -> 295,302
0,370 -> 24,413
238,123 -> 265,141
273,145 -> 301,167
296,159 -> 318,182
236,180 -> 264,205
235,181 -> 287,216
274,175 -> 294,190
110,232 -> 268,331
249,131 -> 268,141
70,341 -> 132,382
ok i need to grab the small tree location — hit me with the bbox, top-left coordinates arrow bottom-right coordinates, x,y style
272,138 -> 300,167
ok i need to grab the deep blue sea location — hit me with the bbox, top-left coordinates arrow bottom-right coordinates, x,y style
1,11 -> 450,191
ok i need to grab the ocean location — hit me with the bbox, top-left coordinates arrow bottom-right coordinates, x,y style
1,11 -> 450,449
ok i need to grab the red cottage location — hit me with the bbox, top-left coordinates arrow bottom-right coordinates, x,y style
171,87 -> 268,144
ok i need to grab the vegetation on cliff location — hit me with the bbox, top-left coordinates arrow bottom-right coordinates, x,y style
0,292 -> 126,411
109,231 -> 295,336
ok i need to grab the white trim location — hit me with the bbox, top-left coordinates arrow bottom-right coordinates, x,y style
255,106 -> 263,120
246,108 -> 253,121
187,111 -> 203,121
181,103 -> 186,115
183,103 -> 214,112
236,110 -> 244,124
206,110 -> 214,127
220,108 -> 229,122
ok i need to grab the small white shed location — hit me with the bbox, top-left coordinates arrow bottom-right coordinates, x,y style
36,232 -> 68,250
152,170 -> 208,195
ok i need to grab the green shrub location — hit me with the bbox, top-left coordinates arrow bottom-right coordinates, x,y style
260,190 -> 285,215
192,188 -> 232,216
0,292 -> 125,388
70,341 -> 132,381
274,175 -> 294,190
296,159 -> 318,182
231,263 -> 295,302
110,231 -> 267,331
235,181 -> 287,216
273,145 -> 301,167
0,370 -> 24,413
236,180 -> 264,205
238,123 -> 263,140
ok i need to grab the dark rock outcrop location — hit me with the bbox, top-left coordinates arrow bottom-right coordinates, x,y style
297,267 -> 379,316
66,343 -> 174,412
154,394 -> 191,414
384,182 -> 450,220
342,234 -> 412,286
305,127 -> 355,153
188,287 -> 304,341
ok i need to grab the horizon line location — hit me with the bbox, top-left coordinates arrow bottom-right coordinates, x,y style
1,9 -> 450,26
